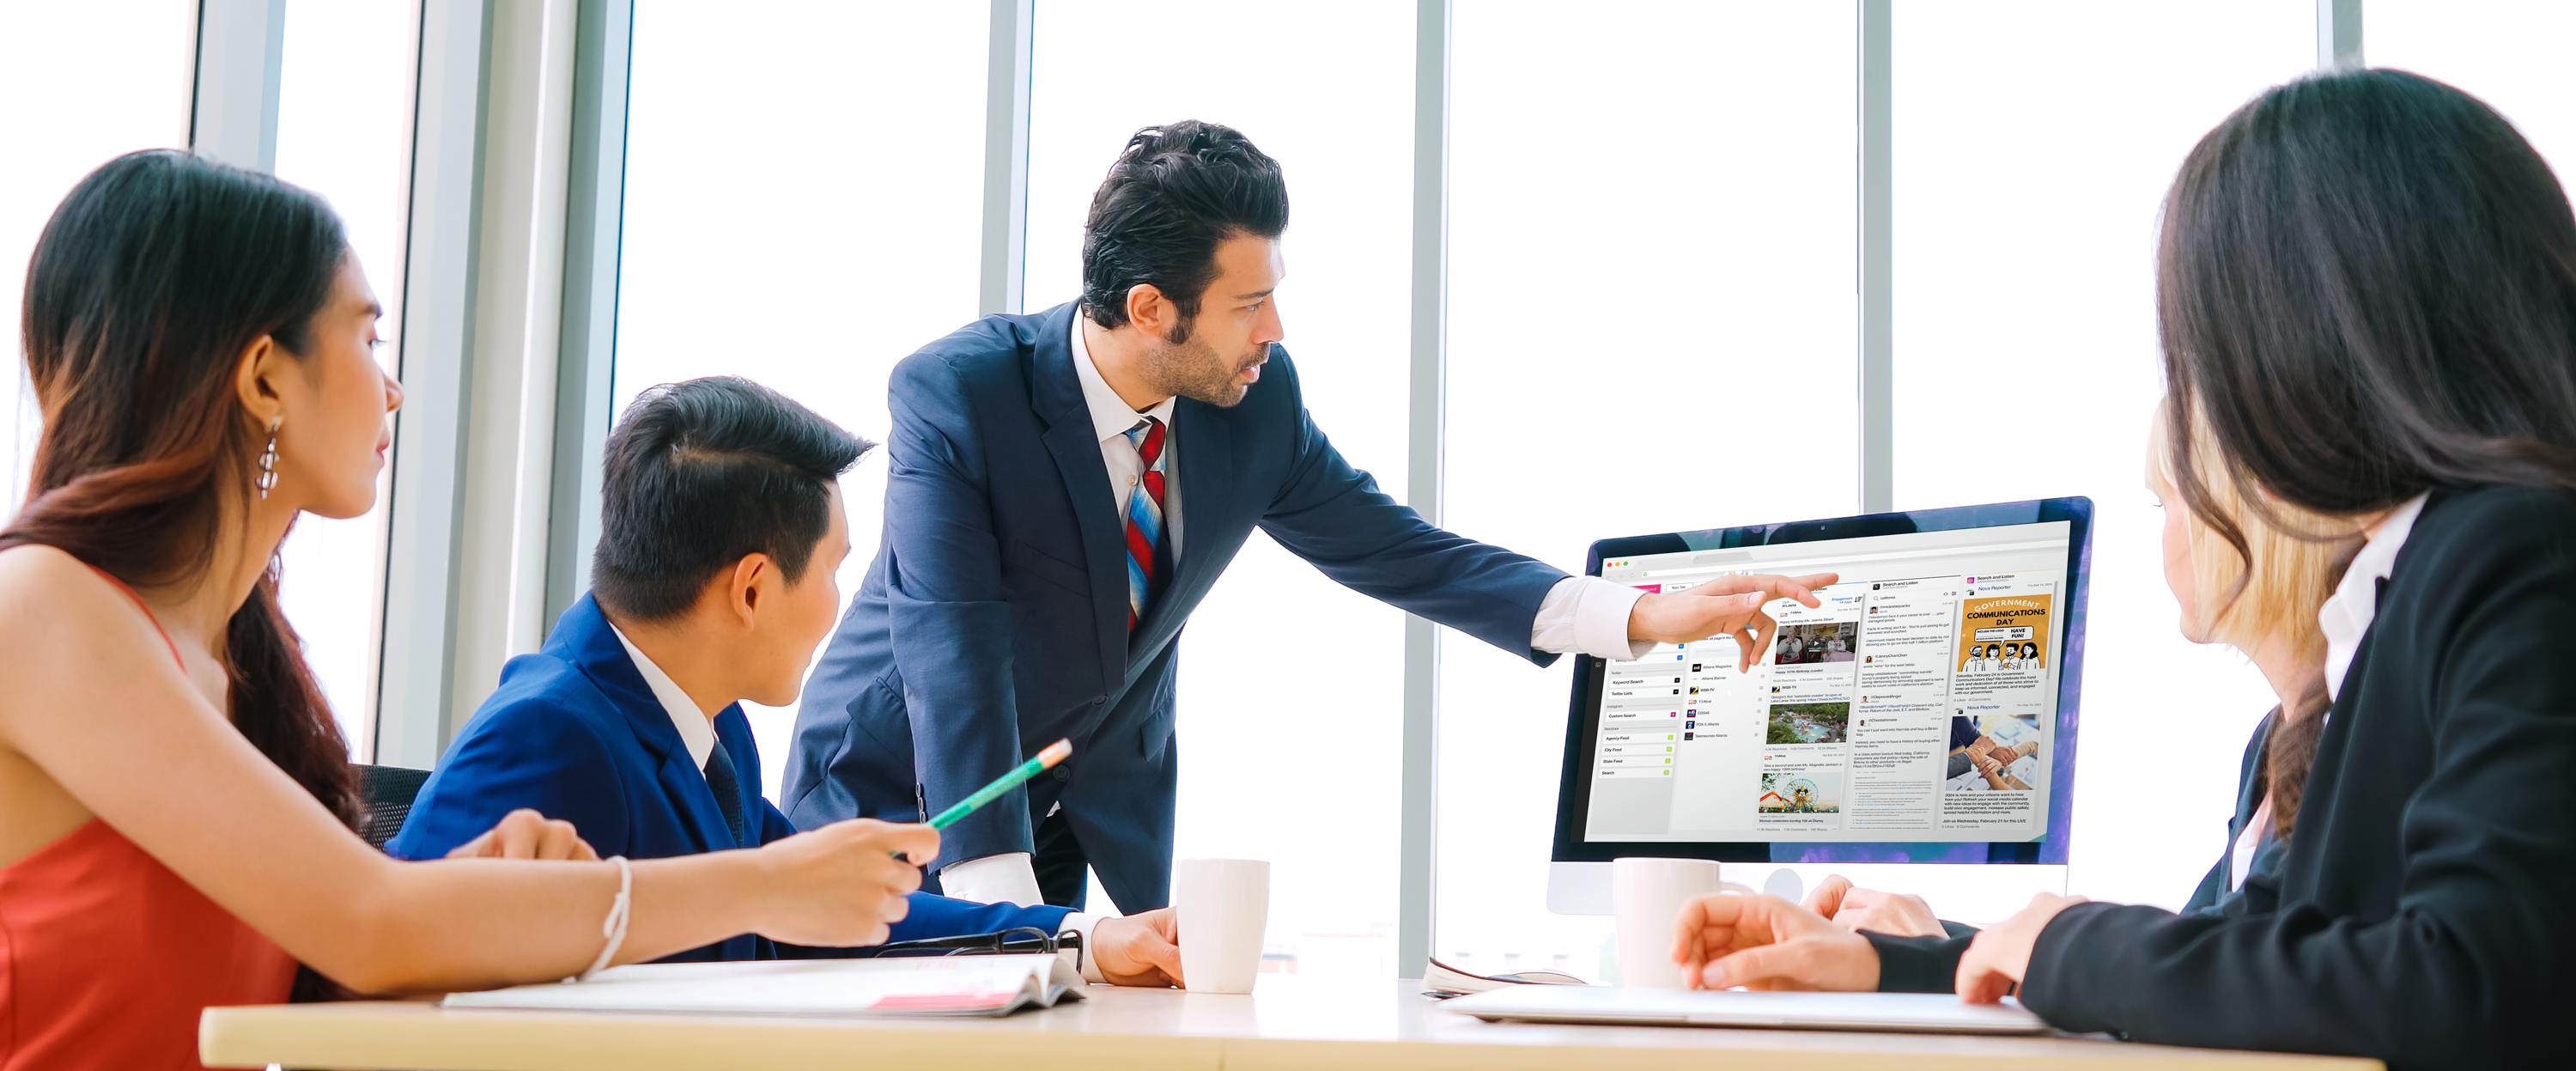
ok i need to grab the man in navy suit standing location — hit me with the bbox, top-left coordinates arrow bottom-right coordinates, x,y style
784,121 -> 1832,914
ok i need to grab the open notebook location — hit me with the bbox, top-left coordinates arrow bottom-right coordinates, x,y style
443,954 -> 1084,1018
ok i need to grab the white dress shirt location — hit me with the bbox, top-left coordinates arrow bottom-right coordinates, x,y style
939,319 -> 1654,911
2230,797 -> 2272,891
610,623 -> 715,772
2320,492 -> 2429,703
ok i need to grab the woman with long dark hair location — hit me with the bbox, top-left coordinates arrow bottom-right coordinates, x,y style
1670,70 -> 2576,1068
0,151 -> 934,1070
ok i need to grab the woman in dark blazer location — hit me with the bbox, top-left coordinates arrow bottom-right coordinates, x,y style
1674,69 -> 2576,1069
1783,404 -> 2356,989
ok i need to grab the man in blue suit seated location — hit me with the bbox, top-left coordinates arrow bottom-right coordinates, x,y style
785,119 -> 1837,915
390,376 -> 1182,984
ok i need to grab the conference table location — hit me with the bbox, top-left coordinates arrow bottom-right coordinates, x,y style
199,974 -> 2382,1070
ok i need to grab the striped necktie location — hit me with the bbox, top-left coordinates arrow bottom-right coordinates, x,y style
1122,416 -> 1170,632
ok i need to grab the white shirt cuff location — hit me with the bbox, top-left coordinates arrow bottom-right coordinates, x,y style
1532,575 -> 1654,661
1059,911 -> 1109,983
937,852 -> 1042,908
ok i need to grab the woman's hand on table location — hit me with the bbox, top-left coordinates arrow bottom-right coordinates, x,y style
1669,892 -> 1880,992
1955,891 -> 2085,1002
1090,908 -> 1184,987
1803,874 -> 1945,938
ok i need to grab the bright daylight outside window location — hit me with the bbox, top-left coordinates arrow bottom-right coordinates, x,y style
2371,0 -> 2576,178
613,1 -> 990,799
1438,0 -> 1857,982
1889,1 -> 2313,909
1020,0 -> 1416,977
0,1 -> 194,563
271,0 -> 417,758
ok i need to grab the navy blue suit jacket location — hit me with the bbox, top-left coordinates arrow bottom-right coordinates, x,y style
387,594 -> 1069,962
783,302 -> 1569,911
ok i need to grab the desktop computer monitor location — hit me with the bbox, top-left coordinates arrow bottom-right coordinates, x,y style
1546,498 -> 2093,923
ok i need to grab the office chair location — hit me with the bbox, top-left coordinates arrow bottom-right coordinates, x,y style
354,764 -> 432,850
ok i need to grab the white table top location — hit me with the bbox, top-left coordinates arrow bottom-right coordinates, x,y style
199,975 -> 2382,1071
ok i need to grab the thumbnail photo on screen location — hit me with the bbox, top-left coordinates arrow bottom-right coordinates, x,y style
1774,622 -> 1861,665
1767,701 -> 1849,745
1757,767 -> 1843,814
1947,710 -> 2040,791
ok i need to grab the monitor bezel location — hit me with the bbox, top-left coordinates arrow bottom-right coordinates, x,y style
1548,496 -> 2095,866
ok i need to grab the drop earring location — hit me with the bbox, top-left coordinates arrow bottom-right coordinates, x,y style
257,417 -> 280,500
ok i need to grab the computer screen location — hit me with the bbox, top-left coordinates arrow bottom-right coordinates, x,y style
1552,499 -> 2091,865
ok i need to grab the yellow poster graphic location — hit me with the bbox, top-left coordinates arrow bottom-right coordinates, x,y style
1954,593 -> 2051,673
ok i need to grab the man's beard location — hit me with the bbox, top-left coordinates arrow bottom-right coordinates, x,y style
1141,319 -> 1265,407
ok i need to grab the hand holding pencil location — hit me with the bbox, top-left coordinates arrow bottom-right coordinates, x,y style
745,741 -> 1074,947
750,818 -> 934,947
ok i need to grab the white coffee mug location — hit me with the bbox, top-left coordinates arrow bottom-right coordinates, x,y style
1612,856 -> 1747,989
1173,857 -> 1270,994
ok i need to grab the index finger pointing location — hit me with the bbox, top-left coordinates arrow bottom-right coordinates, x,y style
1775,572 -> 1839,608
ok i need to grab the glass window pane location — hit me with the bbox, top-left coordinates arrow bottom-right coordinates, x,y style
1439,0 -> 1859,982
0,2 -> 194,514
2372,1 -> 2576,178
615,1 -> 990,799
1890,1 -> 2312,909
273,0 -> 419,757
1024,0 -> 1417,977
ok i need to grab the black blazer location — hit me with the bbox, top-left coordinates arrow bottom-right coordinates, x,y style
1865,714 -> 2282,992
2027,484 -> 2576,1068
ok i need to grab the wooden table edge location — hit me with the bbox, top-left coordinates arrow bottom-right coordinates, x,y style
199,998 -> 2386,1071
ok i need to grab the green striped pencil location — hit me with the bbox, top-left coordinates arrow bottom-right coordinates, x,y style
926,739 -> 1073,830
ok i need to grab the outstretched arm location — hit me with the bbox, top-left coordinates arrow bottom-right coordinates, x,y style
1256,394 -> 1565,660
1255,356 -> 1829,669
0,547 -> 934,995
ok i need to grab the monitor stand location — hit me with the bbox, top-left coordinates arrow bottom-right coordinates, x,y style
1547,860 -> 2069,927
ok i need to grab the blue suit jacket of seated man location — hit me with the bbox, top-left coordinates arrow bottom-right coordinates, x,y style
386,593 -> 1069,962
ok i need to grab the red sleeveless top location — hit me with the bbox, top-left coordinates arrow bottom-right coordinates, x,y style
0,568 -> 297,1069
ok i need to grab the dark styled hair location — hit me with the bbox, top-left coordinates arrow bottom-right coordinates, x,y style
7,149 -> 354,824
589,376 -> 871,621
1079,120 -> 1289,332
2160,69 -> 2576,833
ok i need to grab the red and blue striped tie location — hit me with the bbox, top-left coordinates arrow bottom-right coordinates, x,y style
1122,416 -> 1169,632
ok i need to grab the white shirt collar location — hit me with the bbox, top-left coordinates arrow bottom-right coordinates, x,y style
1071,316 -> 1177,443
2320,491 -> 2430,702
608,621 -> 716,771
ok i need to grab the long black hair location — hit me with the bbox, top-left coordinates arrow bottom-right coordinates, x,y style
9,149 -> 355,825
2159,69 -> 2576,832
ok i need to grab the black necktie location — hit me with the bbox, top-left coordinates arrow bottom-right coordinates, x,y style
703,739 -> 749,849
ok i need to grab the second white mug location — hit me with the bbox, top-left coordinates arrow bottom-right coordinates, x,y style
1173,857 -> 1270,994
1612,856 -> 1750,988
